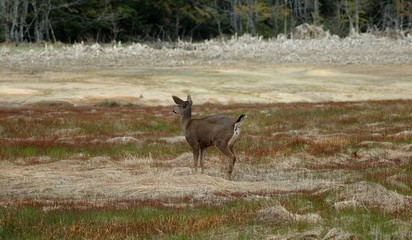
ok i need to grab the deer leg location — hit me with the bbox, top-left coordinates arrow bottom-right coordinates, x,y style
216,144 -> 236,179
227,154 -> 236,179
229,144 -> 235,156
192,145 -> 200,174
200,147 -> 207,174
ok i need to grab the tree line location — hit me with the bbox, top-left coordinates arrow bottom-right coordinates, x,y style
1,0 -> 411,43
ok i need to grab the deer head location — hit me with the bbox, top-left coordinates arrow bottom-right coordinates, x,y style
172,95 -> 192,116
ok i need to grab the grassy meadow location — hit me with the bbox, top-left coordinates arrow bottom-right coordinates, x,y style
0,100 -> 411,239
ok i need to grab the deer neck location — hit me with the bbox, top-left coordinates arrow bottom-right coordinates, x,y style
180,108 -> 192,135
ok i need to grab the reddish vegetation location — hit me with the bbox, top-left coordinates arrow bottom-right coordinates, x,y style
0,100 -> 411,239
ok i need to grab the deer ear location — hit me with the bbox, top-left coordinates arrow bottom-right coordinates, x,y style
187,95 -> 193,106
172,96 -> 184,104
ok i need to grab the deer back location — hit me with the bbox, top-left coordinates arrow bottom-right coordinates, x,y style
185,115 -> 234,147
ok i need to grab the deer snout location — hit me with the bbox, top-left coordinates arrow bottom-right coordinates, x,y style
173,107 -> 179,114
173,106 -> 181,115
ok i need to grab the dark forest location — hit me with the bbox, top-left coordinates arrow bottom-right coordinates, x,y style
1,0 -> 411,43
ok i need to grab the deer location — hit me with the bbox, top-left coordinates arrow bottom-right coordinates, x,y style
172,95 -> 247,179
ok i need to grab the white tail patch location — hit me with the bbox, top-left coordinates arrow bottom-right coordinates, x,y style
229,114 -> 247,146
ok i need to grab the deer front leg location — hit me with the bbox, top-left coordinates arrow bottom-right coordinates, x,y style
199,147 -> 207,174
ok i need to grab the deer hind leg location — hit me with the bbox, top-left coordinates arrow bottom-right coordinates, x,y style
229,144 -> 235,156
216,143 -> 236,179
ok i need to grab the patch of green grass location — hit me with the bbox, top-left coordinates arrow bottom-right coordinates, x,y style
329,207 -> 408,238
0,141 -> 187,162
1,187 -> 411,239
0,200 -> 260,239
21,146 -> 38,157
267,191 -> 412,239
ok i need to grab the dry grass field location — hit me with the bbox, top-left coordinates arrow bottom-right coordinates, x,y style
0,35 -> 412,239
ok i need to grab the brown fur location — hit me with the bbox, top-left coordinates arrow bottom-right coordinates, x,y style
172,95 -> 246,179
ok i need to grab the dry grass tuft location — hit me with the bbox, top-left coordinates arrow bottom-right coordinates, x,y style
258,204 -> 322,226
333,181 -> 411,214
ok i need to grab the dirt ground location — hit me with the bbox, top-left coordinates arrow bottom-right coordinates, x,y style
1,64 -> 412,107
1,35 -> 412,106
